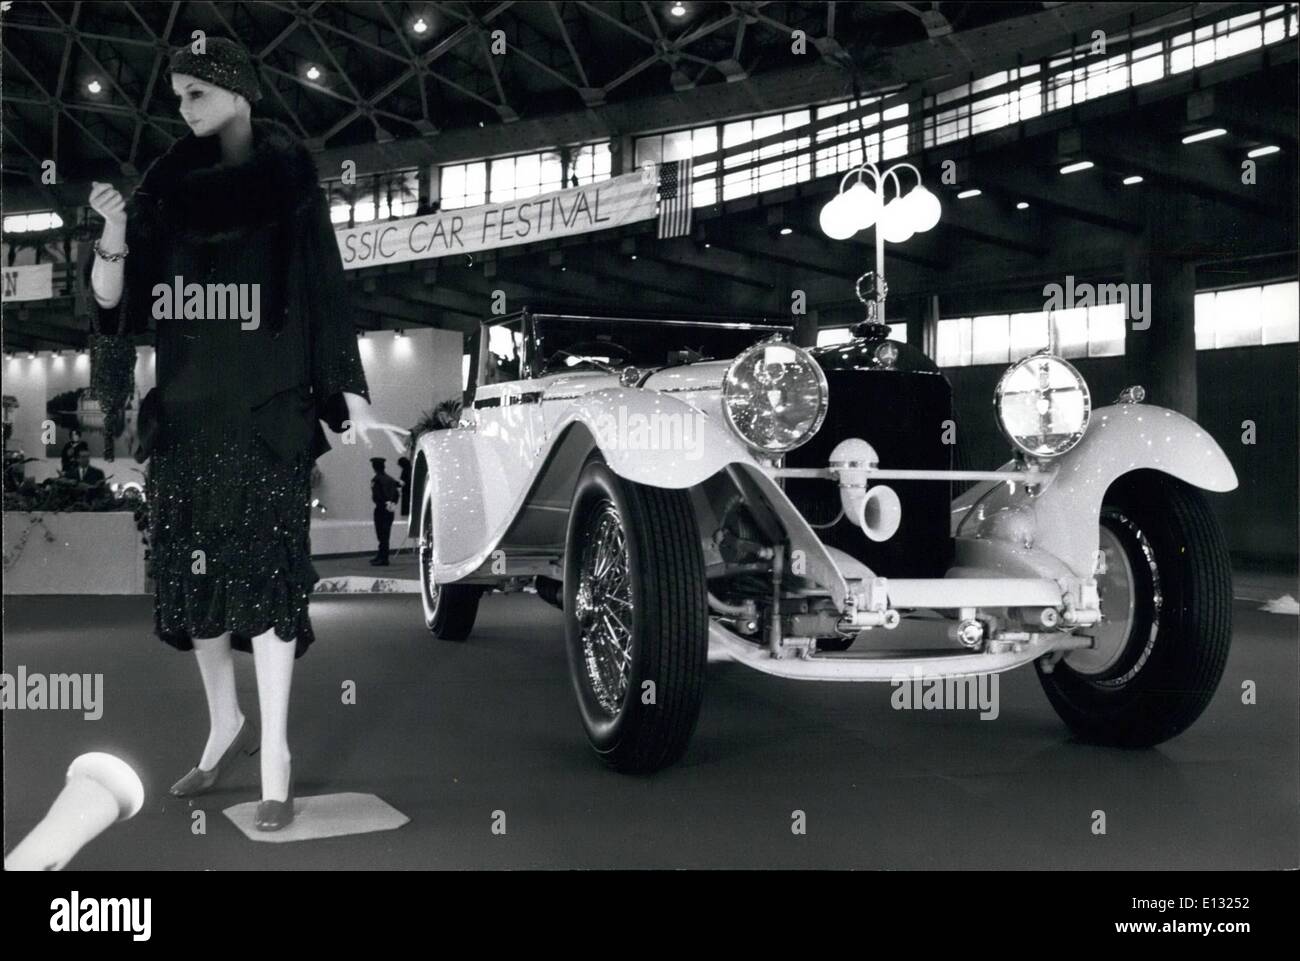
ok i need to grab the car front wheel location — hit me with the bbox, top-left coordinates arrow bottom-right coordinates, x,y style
1036,471 -> 1232,747
563,459 -> 708,773
419,484 -> 482,640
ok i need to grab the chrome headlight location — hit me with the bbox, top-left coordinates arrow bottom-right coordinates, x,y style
995,353 -> 1091,458
722,341 -> 828,453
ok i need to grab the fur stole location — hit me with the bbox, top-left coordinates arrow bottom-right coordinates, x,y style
130,118 -> 320,245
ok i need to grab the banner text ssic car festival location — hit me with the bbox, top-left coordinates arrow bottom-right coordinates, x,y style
335,171 -> 657,269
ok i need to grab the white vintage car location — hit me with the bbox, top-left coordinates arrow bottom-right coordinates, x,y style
410,308 -> 1237,773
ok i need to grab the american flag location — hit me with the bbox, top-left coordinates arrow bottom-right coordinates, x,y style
657,158 -> 693,239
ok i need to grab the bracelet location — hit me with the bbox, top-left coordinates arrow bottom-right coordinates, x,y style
93,239 -> 129,262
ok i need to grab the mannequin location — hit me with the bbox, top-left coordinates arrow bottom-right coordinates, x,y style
88,62 -> 402,821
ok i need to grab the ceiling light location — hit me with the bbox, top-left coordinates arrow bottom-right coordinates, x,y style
957,189 -> 981,199
1247,145 -> 1280,158
1122,175 -> 1144,185
412,17 -> 429,34
1059,160 -> 1094,174
306,65 -> 321,81
1182,128 -> 1226,144
670,2 -> 686,17
630,254 -> 638,260
779,227 -> 792,236
1016,201 -> 1029,210
86,79 -> 102,94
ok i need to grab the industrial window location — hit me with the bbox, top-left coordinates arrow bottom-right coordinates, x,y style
972,66 -> 1042,135
1046,50 -> 1133,111
1130,42 -> 1165,86
2,212 -> 64,233
1171,7 -> 1296,73
488,149 -> 565,204
441,144 -> 610,211
353,171 -> 419,222
634,127 -> 718,207
1195,280 -> 1300,349
816,323 -> 907,347
630,97 -> 909,210
322,170 -> 419,225
569,143 -> 612,187
924,66 -> 1040,146
722,109 -> 813,201
440,161 -> 487,210
813,98 -> 909,176
920,6 -> 1293,152
936,304 -> 1126,367
428,7 -> 1293,221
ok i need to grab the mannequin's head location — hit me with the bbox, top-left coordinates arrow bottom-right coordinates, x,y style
171,73 -> 249,137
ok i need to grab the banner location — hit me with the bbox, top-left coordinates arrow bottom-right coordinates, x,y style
1,263 -> 53,302
335,171 -> 657,270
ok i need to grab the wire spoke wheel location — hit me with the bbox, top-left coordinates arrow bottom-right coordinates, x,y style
575,502 -> 634,716
420,503 -> 442,616
563,458 -> 708,773
419,483 -> 482,641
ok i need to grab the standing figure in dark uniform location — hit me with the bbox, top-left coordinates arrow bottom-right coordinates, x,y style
84,39 -> 401,831
59,429 -> 84,474
370,457 -> 400,566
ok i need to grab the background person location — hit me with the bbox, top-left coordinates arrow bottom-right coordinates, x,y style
62,447 -> 106,487
60,429 -> 84,474
370,457 -> 400,566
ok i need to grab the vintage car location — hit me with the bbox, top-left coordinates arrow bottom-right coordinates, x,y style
409,307 -> 1236,773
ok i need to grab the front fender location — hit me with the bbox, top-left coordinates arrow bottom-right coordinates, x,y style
416,388 -> 763,583
549,388 -> 758,487
954,403 -> 1237,578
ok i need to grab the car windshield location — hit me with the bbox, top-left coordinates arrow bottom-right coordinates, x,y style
534,316 -> 792,374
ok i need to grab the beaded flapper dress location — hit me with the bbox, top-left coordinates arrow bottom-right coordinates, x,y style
87,118 -> 368,658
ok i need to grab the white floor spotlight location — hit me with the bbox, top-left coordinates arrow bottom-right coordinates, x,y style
5,753 -> 144,871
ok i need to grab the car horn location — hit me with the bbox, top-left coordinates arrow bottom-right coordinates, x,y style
828,438 -> 902,542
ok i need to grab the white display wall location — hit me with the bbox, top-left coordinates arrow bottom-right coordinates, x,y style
312,327 -> 462,554
3,327 -> 462,558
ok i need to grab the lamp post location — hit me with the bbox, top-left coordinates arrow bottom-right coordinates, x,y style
818,161 -> 941,326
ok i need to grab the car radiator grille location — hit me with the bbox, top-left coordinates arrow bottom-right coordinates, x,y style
783,369 -> 956,579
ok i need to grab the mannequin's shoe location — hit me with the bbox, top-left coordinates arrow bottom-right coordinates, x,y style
169,717 -> 259,797
254,763 -> 294,832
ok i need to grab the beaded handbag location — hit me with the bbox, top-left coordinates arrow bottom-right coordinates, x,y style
88,332 -> 137,462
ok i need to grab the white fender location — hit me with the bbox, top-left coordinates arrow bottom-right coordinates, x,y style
418,388 -> 764,583
953,404 -> 1238,578
547,387 -> 756,487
